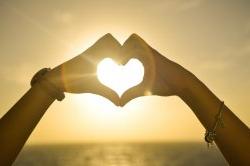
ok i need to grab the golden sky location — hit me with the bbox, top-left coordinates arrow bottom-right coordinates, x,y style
0,0 -> 249,144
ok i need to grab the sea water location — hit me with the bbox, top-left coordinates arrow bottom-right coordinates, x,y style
14,142 -> 227,166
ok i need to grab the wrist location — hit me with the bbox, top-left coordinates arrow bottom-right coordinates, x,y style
44,66 -> 65,92
177,69 -> 201,101
31,68 -> 65,101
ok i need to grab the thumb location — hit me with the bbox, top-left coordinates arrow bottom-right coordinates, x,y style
92,83 -> 121,106
120,84 -> 149,106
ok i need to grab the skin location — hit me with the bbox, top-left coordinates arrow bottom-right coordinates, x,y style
0,34 -> 122,165
47,33 -> 121,105
120,34 -> 250,165
0,34 -> 249,165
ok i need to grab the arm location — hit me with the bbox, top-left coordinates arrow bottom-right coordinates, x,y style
179,73 -> 250,165
120,34 -> 250,165
0,34 -> 121,165
0,83 -> 56,165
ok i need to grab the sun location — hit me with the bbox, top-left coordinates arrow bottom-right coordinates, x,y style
97,58 -> 144,97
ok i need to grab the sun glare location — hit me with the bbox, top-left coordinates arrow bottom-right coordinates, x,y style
97,58 -> 144,97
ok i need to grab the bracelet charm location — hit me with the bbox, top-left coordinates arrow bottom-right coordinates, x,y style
205,101 -> 225,147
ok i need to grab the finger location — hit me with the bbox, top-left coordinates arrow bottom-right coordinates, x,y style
119,34 -> 154,107
120,33 -> 155,85
120,34 -> 156,94
90,82 -> 121,106
84,33 -> 121,62
120,84 -> 149,106
82,76 -> 121,106
62,75 -> 120,106
120,33 -> 153,65
70,85 -> 120,106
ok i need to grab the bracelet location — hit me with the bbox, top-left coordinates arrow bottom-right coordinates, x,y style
204,101 -> 225,147
31,68 -> 65,101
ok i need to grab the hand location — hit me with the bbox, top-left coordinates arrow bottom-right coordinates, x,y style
120,34 -> 192,106
45,34 -> 122,105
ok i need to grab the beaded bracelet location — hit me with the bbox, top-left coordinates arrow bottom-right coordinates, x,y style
30,68 -> 65,101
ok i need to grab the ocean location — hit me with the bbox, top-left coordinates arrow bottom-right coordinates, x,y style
13,143 -> 228,166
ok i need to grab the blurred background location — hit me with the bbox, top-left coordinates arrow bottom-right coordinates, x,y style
1,0 -> 249,165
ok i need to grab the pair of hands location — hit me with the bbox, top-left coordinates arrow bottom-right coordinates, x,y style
46,33 -> 191,106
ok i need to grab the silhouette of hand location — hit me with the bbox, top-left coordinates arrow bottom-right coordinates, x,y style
46,34 -> 121,105
120,34 -> 191,106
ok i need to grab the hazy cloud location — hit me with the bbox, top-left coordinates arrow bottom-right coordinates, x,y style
53,10 -> 73,24
177,0 -> 205,11
0,64 -> 35,85
150,0 -> 206,12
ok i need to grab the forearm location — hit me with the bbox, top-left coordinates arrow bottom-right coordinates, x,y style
179,73 -> 250,165
0,83 -> 55,165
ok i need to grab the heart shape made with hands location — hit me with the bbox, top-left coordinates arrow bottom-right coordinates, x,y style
97,58 -> 144,97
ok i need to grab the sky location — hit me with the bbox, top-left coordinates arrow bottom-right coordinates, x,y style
0,0 -> 249,144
